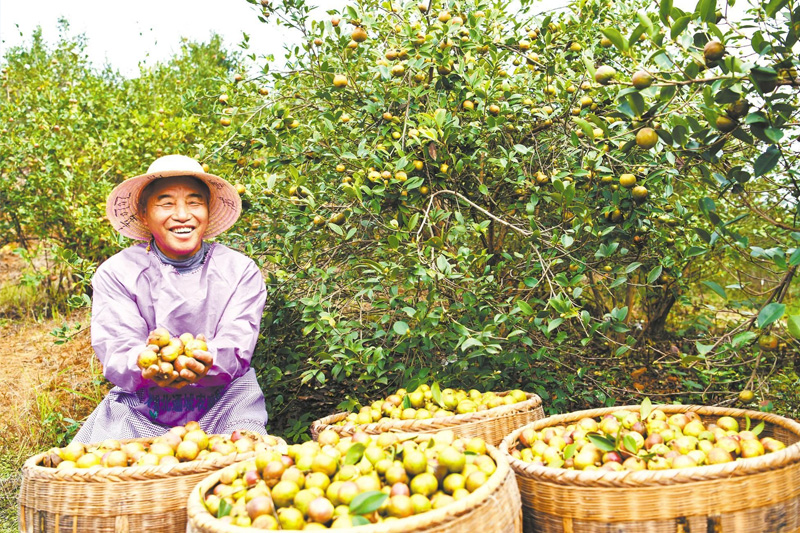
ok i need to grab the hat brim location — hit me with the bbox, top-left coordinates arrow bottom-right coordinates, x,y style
106,169 -> 242,241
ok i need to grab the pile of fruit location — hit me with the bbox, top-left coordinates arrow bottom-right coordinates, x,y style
137,327 -> 207,382
202,429 -> 497,529
41,422 -> 281,469
511,402 -> 789,472
338,384 -> 530,425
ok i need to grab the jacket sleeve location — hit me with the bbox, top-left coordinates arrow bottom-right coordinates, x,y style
91,264 -> 150,392
199,259 -> 267,387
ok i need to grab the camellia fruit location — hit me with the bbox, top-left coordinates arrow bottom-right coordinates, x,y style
351,26 -> 368,43
631,71 -> 654,90
631,185 -> 648,202
703,41 -> 726,62
635,127 -> 658,149
739,389 -> 755,402
619,173 -> 637,188
594,65 -> 616,85
715,115 -> 737,133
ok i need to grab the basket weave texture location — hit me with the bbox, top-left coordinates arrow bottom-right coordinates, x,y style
310,391 -> 544,446
499,404 -> 800,533
18,434 -> 286,533
186,441 -> 522,533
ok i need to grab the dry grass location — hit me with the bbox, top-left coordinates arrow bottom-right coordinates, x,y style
0,309 -> 106,531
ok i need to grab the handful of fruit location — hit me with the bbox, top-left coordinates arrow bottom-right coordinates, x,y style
511,400 -> 788,472
137,327 -> 207,383
41,421 -> 282,469
339,383 -> 530,425
202,429 -> 497,529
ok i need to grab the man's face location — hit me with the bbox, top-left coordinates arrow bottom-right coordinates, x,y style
140,177 -> 209,260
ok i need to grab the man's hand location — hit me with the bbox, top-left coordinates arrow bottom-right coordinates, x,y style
141,363 -> 184,388
140,334 -> 213,388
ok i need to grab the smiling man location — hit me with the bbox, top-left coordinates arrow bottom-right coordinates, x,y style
72,155 -> 270,443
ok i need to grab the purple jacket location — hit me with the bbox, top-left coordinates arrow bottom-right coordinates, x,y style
90,242 -> 267,426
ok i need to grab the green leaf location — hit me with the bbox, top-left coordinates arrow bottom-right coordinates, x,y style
640,397 -> 653,420
757,303 -> 785,328
685,246 -> 707,258
217,498 -> 232,518
787,315 -> 800,339
660,0 -> 673,24
623,434 -> 639,453
563,442 -> 577,460
349,491 -> 388,516
432,382 -> 444,408
351,516 -> 371,526
754,145 -> 781,177
393,321 -> 409,335
701,281 -> 727,299
765,0 -> 789,17
696,342 -> 714,356
461,337 -> 484,351
517,300 -> 534,316
695,0 -> 716,22
587,433 -> 616,452
752,421 -> 765,436
647,265 -> 663,284
345,443 -> 366,465
670,15 -> 691,39
402,394 -> 411,409
573,117 -> 595,140
600,27 -> 628,52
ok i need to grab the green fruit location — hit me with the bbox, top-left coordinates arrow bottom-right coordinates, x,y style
438,446 -> 466,473
739,389 -> 755,402
631,71 -> 653,90
409,472 -> 438,497
594,65 -> 616,85
635,127 -> 658,149
715,115 -> 738,132
703,41 -> 726,62
403,450 -> 428,476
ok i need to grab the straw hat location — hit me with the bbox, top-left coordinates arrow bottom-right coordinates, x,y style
105,155 -> 241,241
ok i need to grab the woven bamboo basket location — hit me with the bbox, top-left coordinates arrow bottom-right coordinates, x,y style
186,441 -> 522,533
18,433 -> 286,533
499,404 -> 800,533
310,391 -> 544,446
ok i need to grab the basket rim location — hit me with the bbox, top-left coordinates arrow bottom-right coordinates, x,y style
311,391 -> 542,434
22,433 -> 287,483
499,403 -> 800,488
186,439 -> 515,533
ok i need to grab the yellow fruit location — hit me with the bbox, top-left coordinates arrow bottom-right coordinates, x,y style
619,174 -> 637,188
462,100 -> 475,111
332,74 -> 348,88
600,36 -> 612,48
631,71 -> 653,90
351,27 -> 368,43
635,127 -> 658,149
631,185 -> 648,202
137,350 -> 158,369
758,334 -> 779,351
739,389 -> 755,402
487,104 -> 500,116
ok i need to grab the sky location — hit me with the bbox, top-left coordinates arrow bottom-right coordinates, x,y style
0,0 -> 743,78
0,0 -> 337,77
